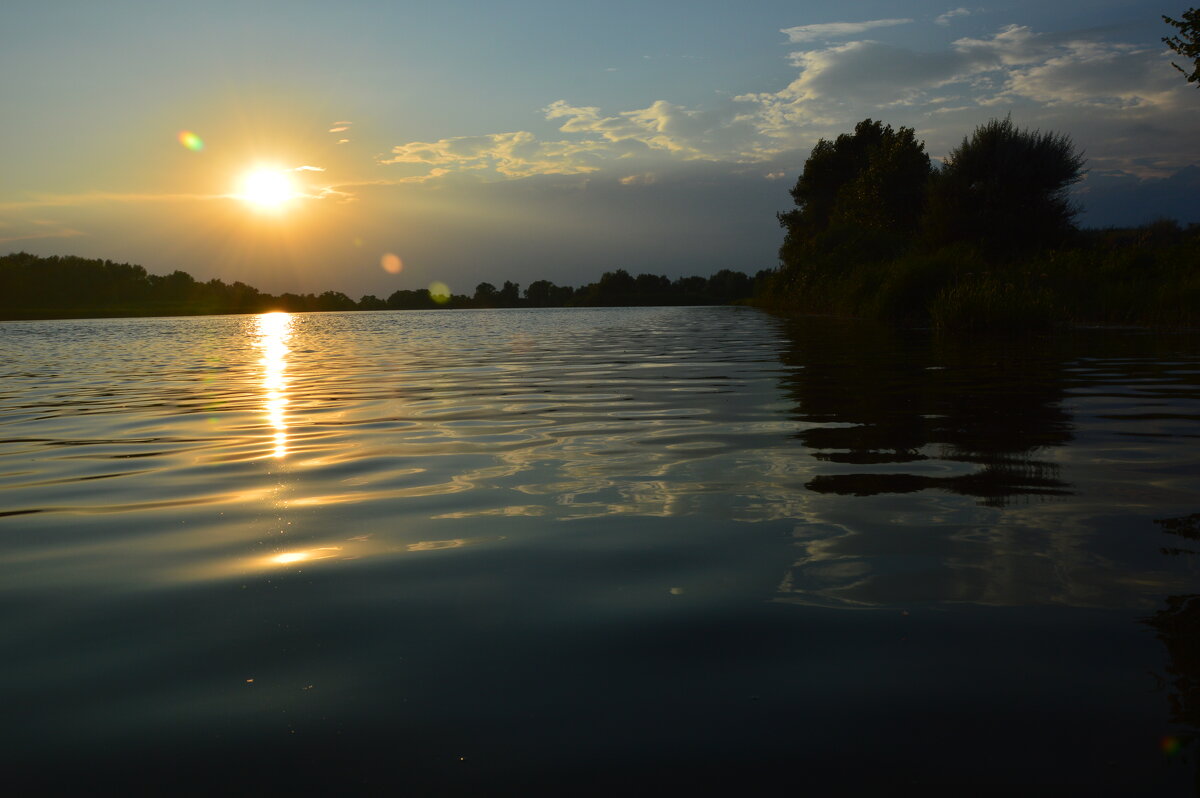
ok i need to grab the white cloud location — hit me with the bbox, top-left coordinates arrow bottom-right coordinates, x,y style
378,22 -> 1198,183
781,19 -> 913,43
935,8 -> 972,26
382,130 -> 613,178
952,24 -> 1055,66
1002,41 -> 1174,107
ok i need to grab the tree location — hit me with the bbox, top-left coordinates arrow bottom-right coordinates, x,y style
315,290 -> 356,311
498,280 -> 521,306
524,280 -> 557,307
706,269 -> 753,302
778,119 -> 932,276
1163,8 -> 1200,87
924,116 -> 1085,255
584,269 -> 636,305
473,282 -> 498,306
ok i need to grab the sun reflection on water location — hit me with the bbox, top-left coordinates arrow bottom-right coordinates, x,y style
255,312 -> 292,458
268,547 -> 342,566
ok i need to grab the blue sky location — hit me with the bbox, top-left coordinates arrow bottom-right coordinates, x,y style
2,1 -> 1197,297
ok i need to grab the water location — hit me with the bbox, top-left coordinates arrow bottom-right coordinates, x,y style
2,307 -> 1199,794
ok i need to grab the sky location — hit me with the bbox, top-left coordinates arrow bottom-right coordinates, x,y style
1,0 -> 1197,298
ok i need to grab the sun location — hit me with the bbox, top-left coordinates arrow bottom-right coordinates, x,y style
239,169 -> 295,210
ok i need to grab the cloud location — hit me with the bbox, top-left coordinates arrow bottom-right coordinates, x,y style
781,19 -> 913,43
544,99 -> 761,160
382,130 -> 612,178
0,192 -> 225,210
935,8 -> 972,26
744,24 -> 1192,144
377,21 -> 1198,185
1001,41 -> 1174,107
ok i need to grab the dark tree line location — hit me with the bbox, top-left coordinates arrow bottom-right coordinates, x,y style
341,267 -> 762,311
778,115 -> 1085,282
769,114 -> 1199,328
0,253 -> 763,320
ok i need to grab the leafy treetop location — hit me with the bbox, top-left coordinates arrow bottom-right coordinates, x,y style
1163,8 -> 1200,86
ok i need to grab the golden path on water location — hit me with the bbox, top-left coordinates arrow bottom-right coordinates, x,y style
255,312 -> 292,459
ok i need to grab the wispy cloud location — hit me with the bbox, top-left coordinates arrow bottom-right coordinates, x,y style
935,8 -> 972,26
781,18 -> 913,43
382,130 -> 612,178
0,192 -> 226,211
0,223 -> 85,244
376,21 -> 1198,182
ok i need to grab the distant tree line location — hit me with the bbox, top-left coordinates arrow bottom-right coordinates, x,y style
0,252 -> 764,320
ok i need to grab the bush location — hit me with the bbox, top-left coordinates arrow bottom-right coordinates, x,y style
924,116 -> 1085,256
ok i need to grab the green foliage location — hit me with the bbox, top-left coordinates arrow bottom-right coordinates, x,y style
868,248 -> 980,322
777,119 -> 932,300
0,253 -> 276,317
924,116 -> 1085,256
760,210 -> 1200,331
833,125 -> 933,234
1163,8 -> 1200,86
780,119 -> 931,257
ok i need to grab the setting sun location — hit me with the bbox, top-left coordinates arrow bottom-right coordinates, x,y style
239,169 -> 295,210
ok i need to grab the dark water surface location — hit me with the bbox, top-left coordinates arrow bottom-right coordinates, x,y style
2,307 -> 1199,794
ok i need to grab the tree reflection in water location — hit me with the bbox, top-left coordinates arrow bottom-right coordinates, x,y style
778,316 -> 1074,507
1147,512 -> 1200,791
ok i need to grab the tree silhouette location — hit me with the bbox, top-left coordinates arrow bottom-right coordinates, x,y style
1163,8 -> 1200,87
498,280 -> 521,307
924,116 -> 1085,255
779,119 -> 931,242
778,119 -> 932,281
474,282 -> 498,306
1,252 -> 758,319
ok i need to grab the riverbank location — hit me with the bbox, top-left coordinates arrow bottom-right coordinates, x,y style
756,221 -> 1200,331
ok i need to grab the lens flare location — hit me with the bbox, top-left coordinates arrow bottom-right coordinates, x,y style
1162,735 -> 1183,756
381,253 -> 403,274
178,130 -> 204,151
429,281 -> 451,304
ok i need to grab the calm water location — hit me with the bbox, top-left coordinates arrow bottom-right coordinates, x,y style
2,307 -> 1199,794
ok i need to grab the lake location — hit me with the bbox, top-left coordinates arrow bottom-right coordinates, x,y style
2,306 -> 1199,794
